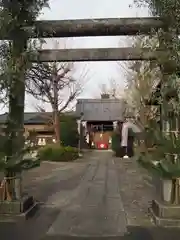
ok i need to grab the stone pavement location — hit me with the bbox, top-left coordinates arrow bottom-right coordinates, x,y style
45,152 -> 127,238
1,151 -> 180,239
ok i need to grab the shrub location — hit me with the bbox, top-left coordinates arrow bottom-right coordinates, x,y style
60,115 -> 79,147
37,144 -> 79,162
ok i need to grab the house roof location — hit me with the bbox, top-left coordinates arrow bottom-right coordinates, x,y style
0,111 -> 76,124
76,98 -> 126,121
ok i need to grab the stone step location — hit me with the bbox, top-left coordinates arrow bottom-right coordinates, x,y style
149,207 -> 180,227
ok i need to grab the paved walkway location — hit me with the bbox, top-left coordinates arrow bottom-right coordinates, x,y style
1,151 -> 180,239
46,152 -> 127,238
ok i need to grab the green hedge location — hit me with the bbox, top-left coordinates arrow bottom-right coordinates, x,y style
37,144 -> 79,162
60,116 -> 79,147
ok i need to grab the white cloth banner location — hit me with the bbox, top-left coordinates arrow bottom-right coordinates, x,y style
121,121 -> 141,147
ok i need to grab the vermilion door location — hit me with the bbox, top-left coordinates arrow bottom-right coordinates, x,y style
93,132 -> 112,149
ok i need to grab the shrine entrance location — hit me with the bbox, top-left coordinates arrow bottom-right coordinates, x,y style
87,121 -> 113,149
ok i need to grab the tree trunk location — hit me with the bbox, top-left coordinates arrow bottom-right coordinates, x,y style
53,74 -> 60,144
53,108 -> 60,144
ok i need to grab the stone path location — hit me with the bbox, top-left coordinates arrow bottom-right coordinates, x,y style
1,151 -> 180,239
45,152 -> 127,238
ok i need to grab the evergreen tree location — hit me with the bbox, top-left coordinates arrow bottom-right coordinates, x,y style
0,0 -> 49,200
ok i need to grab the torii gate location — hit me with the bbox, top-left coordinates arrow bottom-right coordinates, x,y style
2,17 -> 173,156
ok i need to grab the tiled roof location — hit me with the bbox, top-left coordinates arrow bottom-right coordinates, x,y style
76,98 -> 126,121
0,111 -> 75,124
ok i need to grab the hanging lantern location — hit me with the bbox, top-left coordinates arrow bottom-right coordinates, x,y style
113,121 -> 118,129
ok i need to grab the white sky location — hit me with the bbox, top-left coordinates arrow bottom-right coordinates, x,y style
1,0 -> 149,113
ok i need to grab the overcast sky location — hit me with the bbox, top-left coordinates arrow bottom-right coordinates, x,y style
2,0 -> 150,113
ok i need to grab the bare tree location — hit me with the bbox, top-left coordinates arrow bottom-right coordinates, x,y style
122,36 -> 160,127
26,41 -> 89,144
